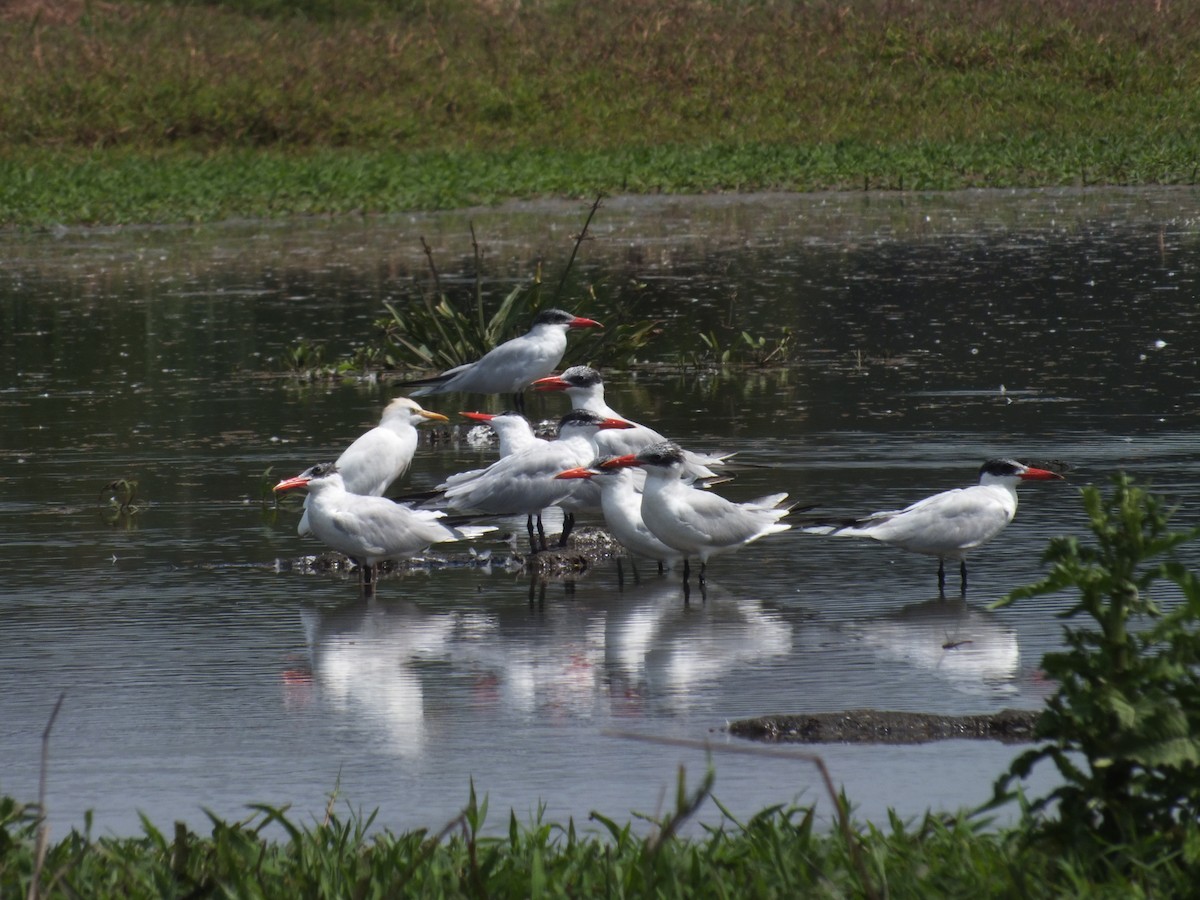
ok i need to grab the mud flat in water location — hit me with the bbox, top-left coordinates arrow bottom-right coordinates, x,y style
729,709 -> 1041,745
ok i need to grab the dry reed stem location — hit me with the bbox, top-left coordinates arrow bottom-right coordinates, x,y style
27,692 -> 65,900
604,729 -> 879,900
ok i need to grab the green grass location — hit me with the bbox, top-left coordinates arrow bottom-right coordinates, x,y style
3,0 -> 1200,225
2,781 -> 1191,899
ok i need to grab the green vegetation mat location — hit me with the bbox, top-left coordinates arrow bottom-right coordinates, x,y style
3,0 -> 1199,226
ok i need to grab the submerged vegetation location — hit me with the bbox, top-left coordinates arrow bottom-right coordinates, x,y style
6,477 -> 1200,895
4,0 -> 1200,225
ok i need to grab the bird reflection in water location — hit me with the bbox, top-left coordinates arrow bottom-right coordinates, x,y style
850,596 -> 1020,693
286,571 -> 796,745
603,577 -> 793,710
294,600 -> 461,758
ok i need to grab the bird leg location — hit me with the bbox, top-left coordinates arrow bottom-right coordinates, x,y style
682,557 -> 691,583
513,391 -> 526,415
528,576 -> 546,605
358,559 -> 377,600
536,514 -> 547,551
616,556 -> 626,588
937,559 -> 946,596
959,560 -> 968,595
526,515 -> 539,555
698,561 -> 707,586
558,512 -> 575,547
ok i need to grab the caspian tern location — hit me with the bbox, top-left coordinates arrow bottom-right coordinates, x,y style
533,366 -> 732,478
275,463 -> 493,594
397,309 -> 602,412
440,409 -> 634,552
458,411 -> 545,458
389,411 -> 546,508
555,462 -> 683,570
796,458 -> 1065,594
601,442 -> 793,585
297,397 -> 448,536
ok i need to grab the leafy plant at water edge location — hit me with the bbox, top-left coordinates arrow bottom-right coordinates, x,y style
379,230 -> 542,374
991,474 -> 1200,854
283,337 -> 327,373
691,327 -> 794,369
679,289 -> 794,371
346,198 -> 660,377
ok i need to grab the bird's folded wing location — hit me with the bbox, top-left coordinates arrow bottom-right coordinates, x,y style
327,509 -> 389,557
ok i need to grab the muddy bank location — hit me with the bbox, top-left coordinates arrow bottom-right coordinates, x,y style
728,708 -> 1041,745
271,526 -> 623,580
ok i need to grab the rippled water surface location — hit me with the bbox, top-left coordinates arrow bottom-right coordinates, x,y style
3,188 -> 1200,835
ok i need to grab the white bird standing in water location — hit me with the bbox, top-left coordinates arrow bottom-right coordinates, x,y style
396,309 -> 602,412
430,411 -> 550,500
796,458 -> 1065,594
298,397 -> 448,536
533,366 -> 732,477
556,461 -> 682,571
601,442 -> 793,585
439,409 -> 634,552
275,463 -> 493,595
458,410 -> 546,459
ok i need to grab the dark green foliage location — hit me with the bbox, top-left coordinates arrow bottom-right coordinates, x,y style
992,474 -> 1200,857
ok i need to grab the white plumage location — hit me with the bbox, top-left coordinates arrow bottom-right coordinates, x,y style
440,409 -> 633,551
534,366 -> 732,478
275,463 -> 494,592
603,442 -> 792,583
797,458 -> 1064,592
556,462 -> 682,567
398,309 -> 602,409
298,397 -> 448,536
458,410 -> 545,459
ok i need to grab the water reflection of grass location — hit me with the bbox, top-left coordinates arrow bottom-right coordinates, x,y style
3,1 -> 1200,225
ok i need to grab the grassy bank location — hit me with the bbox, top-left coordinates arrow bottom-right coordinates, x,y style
3,0 -> 1200,225
1,788 -> 1186,899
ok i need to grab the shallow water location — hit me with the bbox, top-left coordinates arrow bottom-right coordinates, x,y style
2,188 -> 1200,836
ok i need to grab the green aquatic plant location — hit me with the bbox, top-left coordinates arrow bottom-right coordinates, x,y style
325,198 -> 660,378
98,479 -> 138,511
283,338 -> 328,375
990,474 -> 1200,856
98,479 -> 141,527
683,325 -> 793,371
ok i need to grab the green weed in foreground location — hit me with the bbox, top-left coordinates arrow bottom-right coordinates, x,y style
991,475 -> 1200,867
1,780 -> 1188,898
